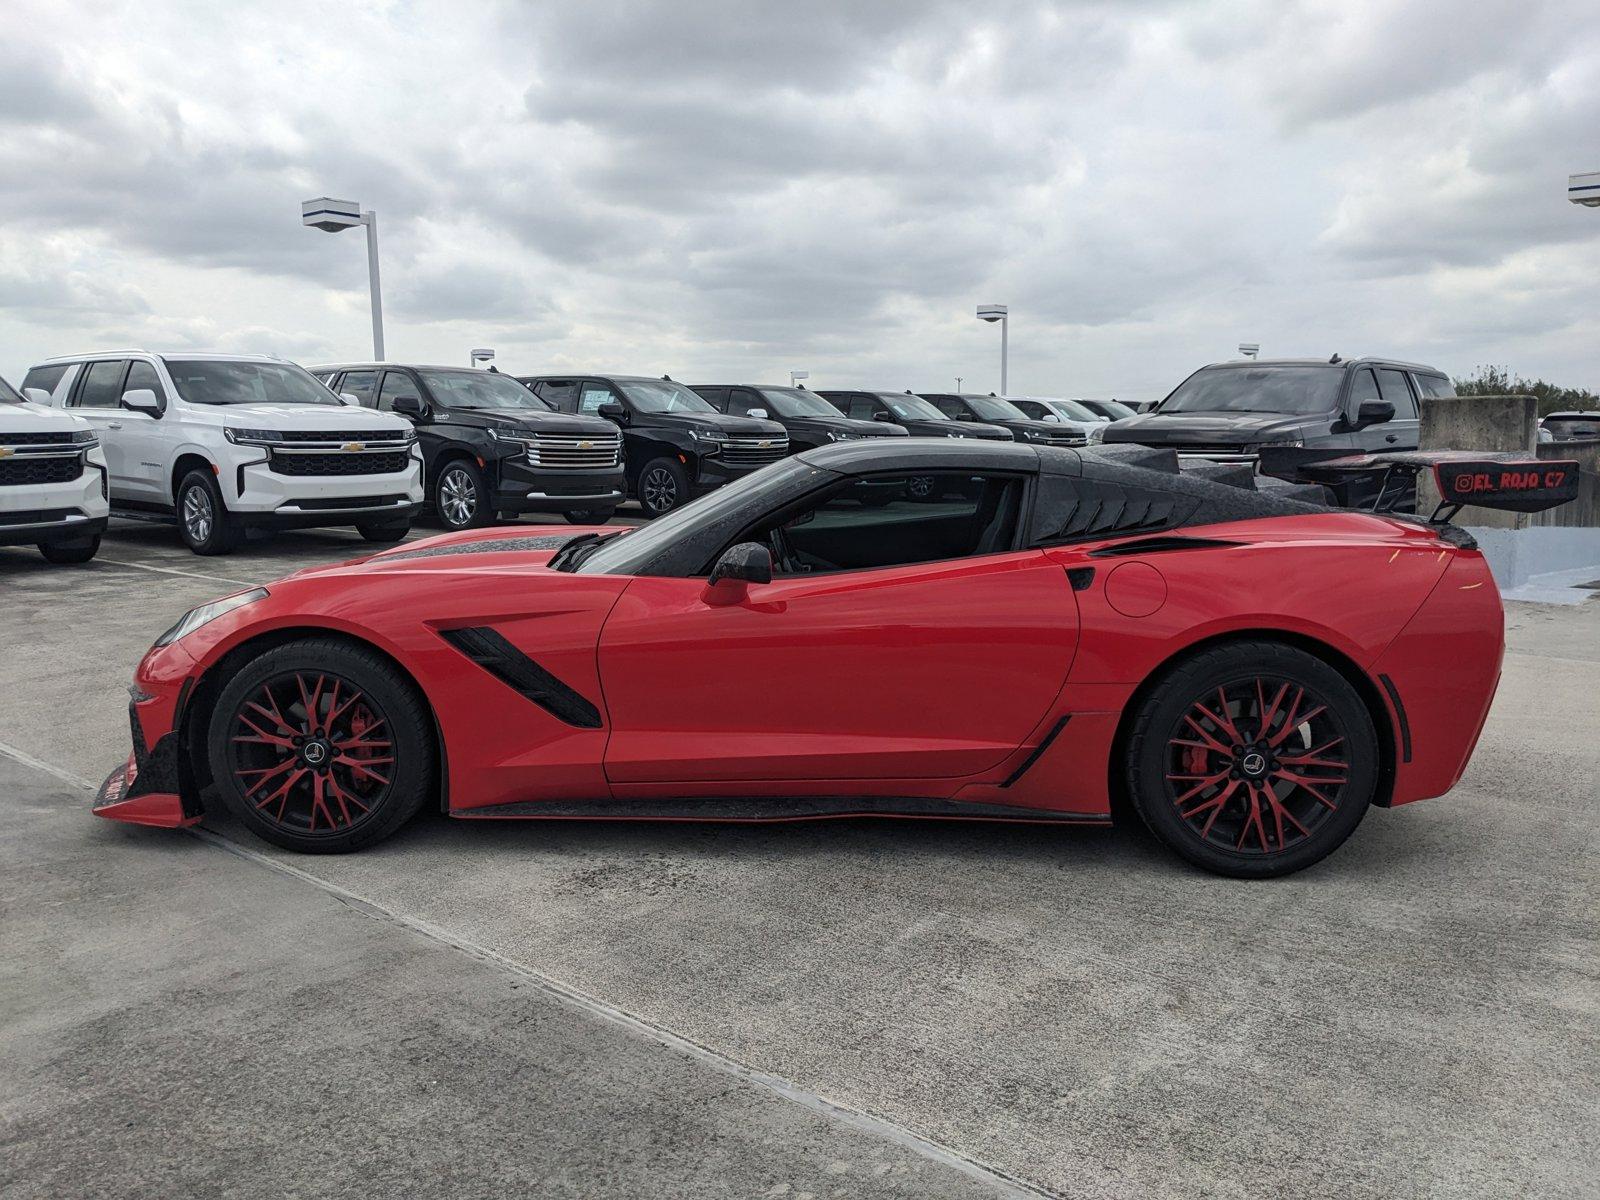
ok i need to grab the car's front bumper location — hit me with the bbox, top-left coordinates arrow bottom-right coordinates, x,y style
0,447 -> 111,545
227,450 -> 425,523
491,460 -> 626,513
94,684 -> 201,829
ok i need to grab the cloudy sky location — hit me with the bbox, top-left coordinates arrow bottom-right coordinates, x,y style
2,0 -> 1597,400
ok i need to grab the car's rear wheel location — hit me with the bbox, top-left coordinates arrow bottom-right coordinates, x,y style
563,508 -> 617,525
208,639 -> 435,854
177,469 -> 242,555
1126,641 -> 1376,878
435,460 -> 490,530
638,458 -> 688,518
38,534 -> 101,564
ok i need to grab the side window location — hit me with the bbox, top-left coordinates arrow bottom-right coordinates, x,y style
1376,369 -> 1418,418
847,398 -> 879,421
932,397 -> 963,419
1012,400 -> 1044,419
693,387 -> 730,412
534,380 -> 578,412
1415,374 -> 1454,399
745,472 -> 1023,575
578,383 -> 619,416
339,370 -> 378,407
377,371 -> 415,412
122,360 -> 163,405
21,364 -> 68,398
1349,369 -> 1381,406
74,360 -> 128,408
730,389 -> 766,418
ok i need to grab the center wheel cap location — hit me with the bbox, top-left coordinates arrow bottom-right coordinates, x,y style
300,739 -> 332,768
1240,751 -> 1268,778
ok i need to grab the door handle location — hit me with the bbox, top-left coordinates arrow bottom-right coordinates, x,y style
108,422 -> 123,430
1384,434 -> 1398,443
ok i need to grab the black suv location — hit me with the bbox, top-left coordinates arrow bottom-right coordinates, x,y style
816,390 -> 1014,442
917,393 -> 1087,447
1102,357 -> 1448,466
519,374 -> 788,517
311,364 -> 625,528
689,383 -> 909,450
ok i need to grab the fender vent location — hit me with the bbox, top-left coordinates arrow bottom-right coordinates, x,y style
439,626 -> 603,728
1030,478 -> 1200,546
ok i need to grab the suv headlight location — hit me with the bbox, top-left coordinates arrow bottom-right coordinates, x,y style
826,430 -> 862,442
223,428 -> 283,445
1253,437 -> 1303,451
69,429 -> 98,444
152,588 -> 268,648
1087,425 -> 1105,444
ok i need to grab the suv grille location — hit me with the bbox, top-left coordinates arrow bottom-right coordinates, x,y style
0,456 -> 83,486
269,450 -> 412,476
1174,445 -> 1260,466
0,431 -> 84,447
274,430 -> 411,444
523,431 -> 623,470
720,437 -> 790,468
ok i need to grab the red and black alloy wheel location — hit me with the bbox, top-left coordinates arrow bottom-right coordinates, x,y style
208,640 -> 434,853
1128,642 -> 1377,878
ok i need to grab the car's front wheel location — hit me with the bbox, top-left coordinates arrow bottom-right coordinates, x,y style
208,638 -> 436,853
38,534 -> 101,564
177,469 -> 242,555
435,460 -> 490,530
638,458 -> 688,518
563,508 -> 617,525
1126,641 -> 1376,878
357,521 -> 409,543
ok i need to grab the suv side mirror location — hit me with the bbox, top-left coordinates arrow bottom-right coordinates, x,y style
597,400 -> 628,423
702,542 -> 773,606
339,392 -> 364,406
121,388 -> 163,416
22,387 -> 52,405
391,394 -> 429,421
872,410 -> 896,423
955,410 -> 977,421
1354,399 -> 1394,428
747,407 -> 769,419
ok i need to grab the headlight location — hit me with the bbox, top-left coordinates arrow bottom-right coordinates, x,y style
690,430 -> 726,443
223,428 -> 283,445
69,428 -> 97,444
825,431 -> 862,442
152,588 -> 268,648
1021,429 -> 1050,442
1253,437 -> 1303,450
1087,425 -> 1105,444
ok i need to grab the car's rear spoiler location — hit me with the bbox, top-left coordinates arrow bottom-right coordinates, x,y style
1257,447 -> 1582,522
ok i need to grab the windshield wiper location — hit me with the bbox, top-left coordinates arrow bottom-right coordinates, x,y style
549,530 -> 622,572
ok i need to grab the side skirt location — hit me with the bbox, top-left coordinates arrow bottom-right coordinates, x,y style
452,796 -> 1114,824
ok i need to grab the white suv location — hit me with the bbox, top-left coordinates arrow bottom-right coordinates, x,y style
0,373 -> 109,563
23,352 -> 423,555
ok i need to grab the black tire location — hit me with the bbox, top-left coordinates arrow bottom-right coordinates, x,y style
1126,641 -> 1376,878
907,475 -> 937,502
207,638 -> 435,854
563,507 -> 617,525
176,469 -> 242,555
434,459 -> 491,530
357,521 -> 410,543
637,458 -> 689,518
38,534 -> 101,564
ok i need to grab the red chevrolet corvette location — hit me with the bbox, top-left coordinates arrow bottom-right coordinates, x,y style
95,441 -> 1573,877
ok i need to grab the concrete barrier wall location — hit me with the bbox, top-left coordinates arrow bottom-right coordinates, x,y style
1533,437 -> 1600,529
1417,394 -> 1536,529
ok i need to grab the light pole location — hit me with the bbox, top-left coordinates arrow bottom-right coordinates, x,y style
302,197 -> 386,360
471,349 -> 496,369
1238,342 -> 1260,360
1569,170 -> 1600,207
955,376 -> 963,391
790,370 -> 809,387
977,304 -> 1008,394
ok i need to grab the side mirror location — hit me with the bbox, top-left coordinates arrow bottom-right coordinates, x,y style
597,400 -> 628,423
339,392 -> 364,406
22,387 -> 52,405
1354,399 -> 1394,428
1042,413 -> 1061,423
702,542 -> 773,606
121,388 -> 163,416
872,410 -> 896,423
747,407 -> 769,419
391,394 -> 428,421
955,411 -> 977,421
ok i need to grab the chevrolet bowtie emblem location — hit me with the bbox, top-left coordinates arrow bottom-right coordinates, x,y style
758,440 -> 771,448
341,442 -> 366,452
0,447 -> 13,459
578,440 -> 593,449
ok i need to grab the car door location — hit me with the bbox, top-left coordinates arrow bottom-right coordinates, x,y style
1340,368 -> 1386,452
596,469 -> 1080,785
67,360 -> 134,498
114,359 -> 173,502
1376,368 -> 1420,450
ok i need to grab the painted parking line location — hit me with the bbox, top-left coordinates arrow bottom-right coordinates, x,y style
93,557 -> 256,587
0,737 -> 1050,1200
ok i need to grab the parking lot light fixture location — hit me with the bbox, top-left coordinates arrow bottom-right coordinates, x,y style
977,304 -> 1008,394
471,349 -> 495,369
1239,342 -> 1260,359
301,197 -> 386,360
1569,171 -> 1600,207
790,370 -> 809,387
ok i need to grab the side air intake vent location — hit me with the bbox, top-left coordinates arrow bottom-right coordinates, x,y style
438,626 -> 603,728
1029,478 -> 1201,546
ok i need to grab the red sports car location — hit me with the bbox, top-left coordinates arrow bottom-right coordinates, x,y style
94,441 -> 1570,877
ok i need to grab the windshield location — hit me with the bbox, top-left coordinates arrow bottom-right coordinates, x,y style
166,360 -> 341,406
620,379 -> 716,414
881,394 -> 946,421
0,375 -> 22,404
963,395 -> 1028,421
757,387 -> 840,418
1161,366 -> 1343,415
575,458 -> 815,575
1090,399 -> 1136,420
418,369 -> 550,411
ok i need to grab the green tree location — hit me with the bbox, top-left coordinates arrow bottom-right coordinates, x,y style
1452,365 -> 1599,417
